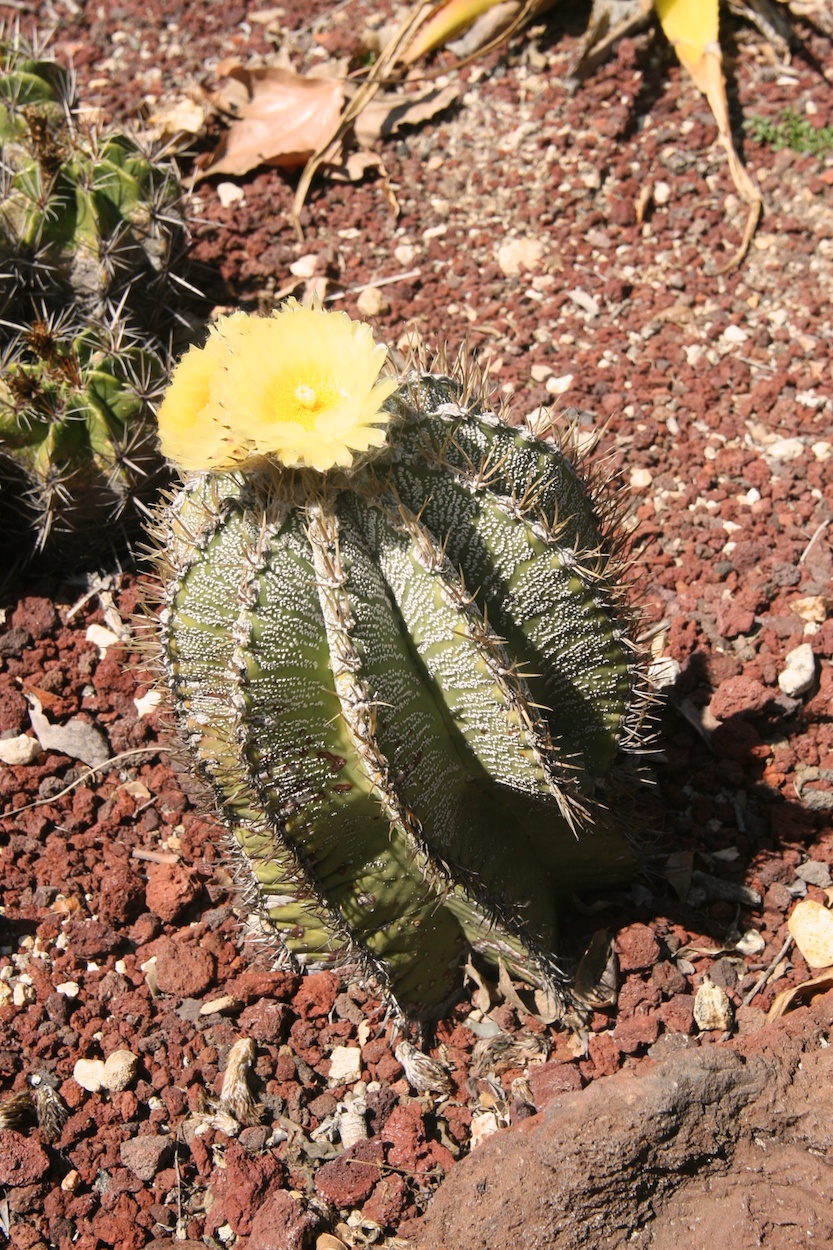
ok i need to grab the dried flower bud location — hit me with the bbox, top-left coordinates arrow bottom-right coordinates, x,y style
219,1037 -> 262,1126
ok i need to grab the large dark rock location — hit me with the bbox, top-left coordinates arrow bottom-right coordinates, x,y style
410,993 -> 833,1250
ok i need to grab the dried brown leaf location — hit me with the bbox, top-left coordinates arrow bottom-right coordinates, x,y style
197,67 -> 345,179
352,84 -> 460,148
767,969 -> 833,1022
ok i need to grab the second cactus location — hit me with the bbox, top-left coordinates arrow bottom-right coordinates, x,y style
152,303 -> 647,1020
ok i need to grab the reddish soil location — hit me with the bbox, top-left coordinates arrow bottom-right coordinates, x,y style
1,2 -> 832,1248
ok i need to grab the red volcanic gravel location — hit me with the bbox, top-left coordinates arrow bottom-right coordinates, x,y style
1,1 -> 832,1247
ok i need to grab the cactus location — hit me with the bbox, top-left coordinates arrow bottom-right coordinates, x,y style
0,30 -> 192,334
151,303 -> 648,1020
0,304 -> 168,556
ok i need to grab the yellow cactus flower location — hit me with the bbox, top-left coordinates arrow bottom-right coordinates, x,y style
157,301 -> 397,474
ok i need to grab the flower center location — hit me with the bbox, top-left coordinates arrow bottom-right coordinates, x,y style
294,384 -> 318,410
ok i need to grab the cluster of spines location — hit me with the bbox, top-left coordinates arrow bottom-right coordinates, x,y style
0,28 -> 194,335
0,302 -> 169,555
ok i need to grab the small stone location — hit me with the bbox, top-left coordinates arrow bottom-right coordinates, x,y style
0,733 -> 42,765
327,1045 -> 363,1086
356,287 -> 390,317
73,1058 -> 107,1092
693,977 -> 735,1032
612,1013 -> 660,1053
630,468 -> 652,489
155,938 -> 216,997
314,1139 -> 383,1207
528,1060 -> 583,1109
85,623 -> 123,656
796,860 -> 832,889
200,994 -> 240,1016
145,861 -> 202,923
289,253 -> 319,278
120,1133 -> 173,1181
615,923 -> 661,972
790,595 -> 830,624
0,1129 -> 50,1185
722,324 -> 748,344
767,437 -> 805,462
568,288 -> 600,317
102,1048 -> 139,1092
497,236 -> 544,276
778,643 -> 817,697
246,1190 -> 319,1250
653,180 -> 671,205
545,372 -> 573,395
216,181 -> 245,207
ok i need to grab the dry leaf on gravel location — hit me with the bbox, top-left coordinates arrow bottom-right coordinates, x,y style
788,899 -> 833,969
353,83 -> 460,148
196,66 -> 345,179
143,94 -> 209,151
26,694 -> 110,769
767,970 -> 833,1022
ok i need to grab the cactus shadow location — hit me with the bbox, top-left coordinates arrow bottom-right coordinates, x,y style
636,646 -> 822,945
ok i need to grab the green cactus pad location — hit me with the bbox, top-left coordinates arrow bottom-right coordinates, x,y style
155,373 -> 647,1020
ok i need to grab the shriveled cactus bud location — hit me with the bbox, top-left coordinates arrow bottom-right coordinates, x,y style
150,304 -> 649,1020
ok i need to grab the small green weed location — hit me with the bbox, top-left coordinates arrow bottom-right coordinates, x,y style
747,109 -> 833,157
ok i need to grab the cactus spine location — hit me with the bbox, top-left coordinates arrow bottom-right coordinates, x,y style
154,333 -> 647,1020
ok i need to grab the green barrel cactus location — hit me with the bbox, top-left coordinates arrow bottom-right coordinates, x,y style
0,306 -> 168,556
151,303 -> 648,1020
0,31 -> 192,333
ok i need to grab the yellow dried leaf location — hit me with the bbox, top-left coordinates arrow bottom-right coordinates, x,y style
788,898 -> 833,969
402,0 -> 514,64
654,0 -> 718,66
654,0 -> 761,270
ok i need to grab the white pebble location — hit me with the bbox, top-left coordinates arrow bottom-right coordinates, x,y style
327,1045 -> 363,1086
73,1058 -> 107,1093
102,1049 -> 139,1092
778,642 -> 817,697
216,181 -> 245,207
546,373 -> 573,395
693,977 -> 734,1032
0,734 -> 42,765
722,324 -> 747,344
356,287 -> 390,317
767,437 -> 805,462
653,180 -> 671,205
